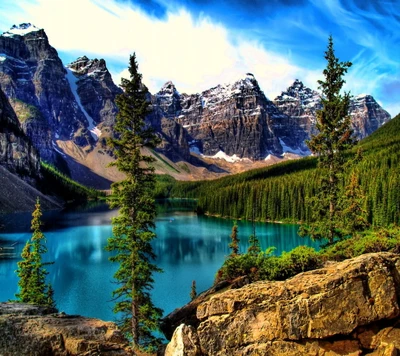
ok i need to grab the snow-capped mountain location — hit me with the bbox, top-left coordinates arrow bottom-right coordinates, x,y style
0,23 -> 392,187
0,23 -> 93,162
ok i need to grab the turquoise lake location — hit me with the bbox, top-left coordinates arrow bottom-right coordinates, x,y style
0,201 -> 318,323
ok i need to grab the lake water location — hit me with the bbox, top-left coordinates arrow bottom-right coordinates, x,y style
0,201 -> 318,323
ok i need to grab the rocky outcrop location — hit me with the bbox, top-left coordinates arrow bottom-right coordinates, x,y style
164,252 -> 400,355
0,302 -> 131,355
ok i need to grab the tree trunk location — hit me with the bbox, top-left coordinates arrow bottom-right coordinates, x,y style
131,280 -> 138,347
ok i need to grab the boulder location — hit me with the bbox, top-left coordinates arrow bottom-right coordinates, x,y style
164,252 -> 400,355
0,303 -> 132,355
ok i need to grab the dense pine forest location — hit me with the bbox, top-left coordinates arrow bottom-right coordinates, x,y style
163,113 -> 400,227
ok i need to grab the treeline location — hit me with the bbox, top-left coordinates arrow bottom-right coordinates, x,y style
39,162 -> 105,201
167,113 -> 400,227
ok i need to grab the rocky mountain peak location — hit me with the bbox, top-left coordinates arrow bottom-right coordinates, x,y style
67,56 -> 109,81
157,81 -> 179,97
2,23 -> 41,38
276,79 -> 320,105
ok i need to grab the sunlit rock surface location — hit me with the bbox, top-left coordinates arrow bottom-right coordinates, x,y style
0,302 -> 131,355
164,252 -> 400,355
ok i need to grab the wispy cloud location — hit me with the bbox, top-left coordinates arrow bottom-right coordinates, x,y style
0,0 -> 398,115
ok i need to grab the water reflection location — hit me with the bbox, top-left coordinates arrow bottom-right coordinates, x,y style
0,202 -> 318,321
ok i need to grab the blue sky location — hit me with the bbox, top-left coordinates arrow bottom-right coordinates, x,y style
0,0 -> 399,116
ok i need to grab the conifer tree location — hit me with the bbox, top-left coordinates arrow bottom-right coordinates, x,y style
16,198 -> 55,307
229,222 -> 240,257
299,36 -> 354,243
247,234 -> 261,255
340,171 -> 369,235
190,280 -> 197,301
105,53 -> 162,350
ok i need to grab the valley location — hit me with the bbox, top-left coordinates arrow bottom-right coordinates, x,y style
0,23 -> 391,203
0,19 -> 399,356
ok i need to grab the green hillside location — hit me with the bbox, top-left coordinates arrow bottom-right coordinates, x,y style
168,113 -> 400,227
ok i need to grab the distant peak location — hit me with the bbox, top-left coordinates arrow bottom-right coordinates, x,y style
231,72 -> 259,89
158,81 -> 179,96
355,93 -> 371,99
2,23 -> 41,37
291,79 -> 304,88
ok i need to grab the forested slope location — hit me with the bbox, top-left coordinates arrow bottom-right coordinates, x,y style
169,113 -> 400,226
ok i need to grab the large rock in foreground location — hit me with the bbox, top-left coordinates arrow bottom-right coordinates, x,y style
0,303 -> 132,355
165,252 -> 400,355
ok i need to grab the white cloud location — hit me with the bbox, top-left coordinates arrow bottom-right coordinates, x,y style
0,0 -> 320,98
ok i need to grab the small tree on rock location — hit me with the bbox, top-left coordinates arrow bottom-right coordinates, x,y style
229,222 -> 240,257
247,234 -> 261,255
190,280 -> 197,301
16,198 -> 55,308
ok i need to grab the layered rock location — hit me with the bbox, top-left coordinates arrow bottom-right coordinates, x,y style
272,79 -> 321,154
164,252 -> 400,355
66,56 -> 121,132
0,23 -> 93,162
0,86 -> 39,177
155,74 -> 282,160
0,87 -> 62,212
350,94 -> 391,139
151,82 -> 191,161
0,303 -> 131,355
154,77 -> 391,162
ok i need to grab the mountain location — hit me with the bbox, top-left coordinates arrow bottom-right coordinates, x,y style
272,80 -> 391,154
0,23 -> 392,187
0,86 -> 61,212
0,23 -> 93,163
155,74 -> 281,160
152,76 -> 390,162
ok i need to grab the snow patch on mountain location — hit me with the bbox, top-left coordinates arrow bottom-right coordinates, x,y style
204,150 -> 251,163
199,73 -> 258,109
2,23 -> 41,37
65,67 -> 101,140
279,138 -> 308,156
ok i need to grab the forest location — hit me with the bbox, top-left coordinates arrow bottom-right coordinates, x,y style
163,112 -> 400,228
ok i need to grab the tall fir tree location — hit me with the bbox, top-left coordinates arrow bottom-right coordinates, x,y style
229,222 -> 240,257
16,198 -> 55,308
339,171 -> 369,235
299,36 -> 354,243
105,53 -> 162,350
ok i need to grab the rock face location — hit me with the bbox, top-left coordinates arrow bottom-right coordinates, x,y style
0,303 -> 131,355
152,77 -> 391,161
66,55 -> 122,133
0,86 -> 39,177
164,252 -> 400,355
350,94 -> 391,139
0,23 -> 93,163
0,86 -> 62,212
156,74 -> 282,160
272,80 -> 391,154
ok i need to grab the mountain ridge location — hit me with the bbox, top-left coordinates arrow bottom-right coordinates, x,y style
0,23 -> 393,189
